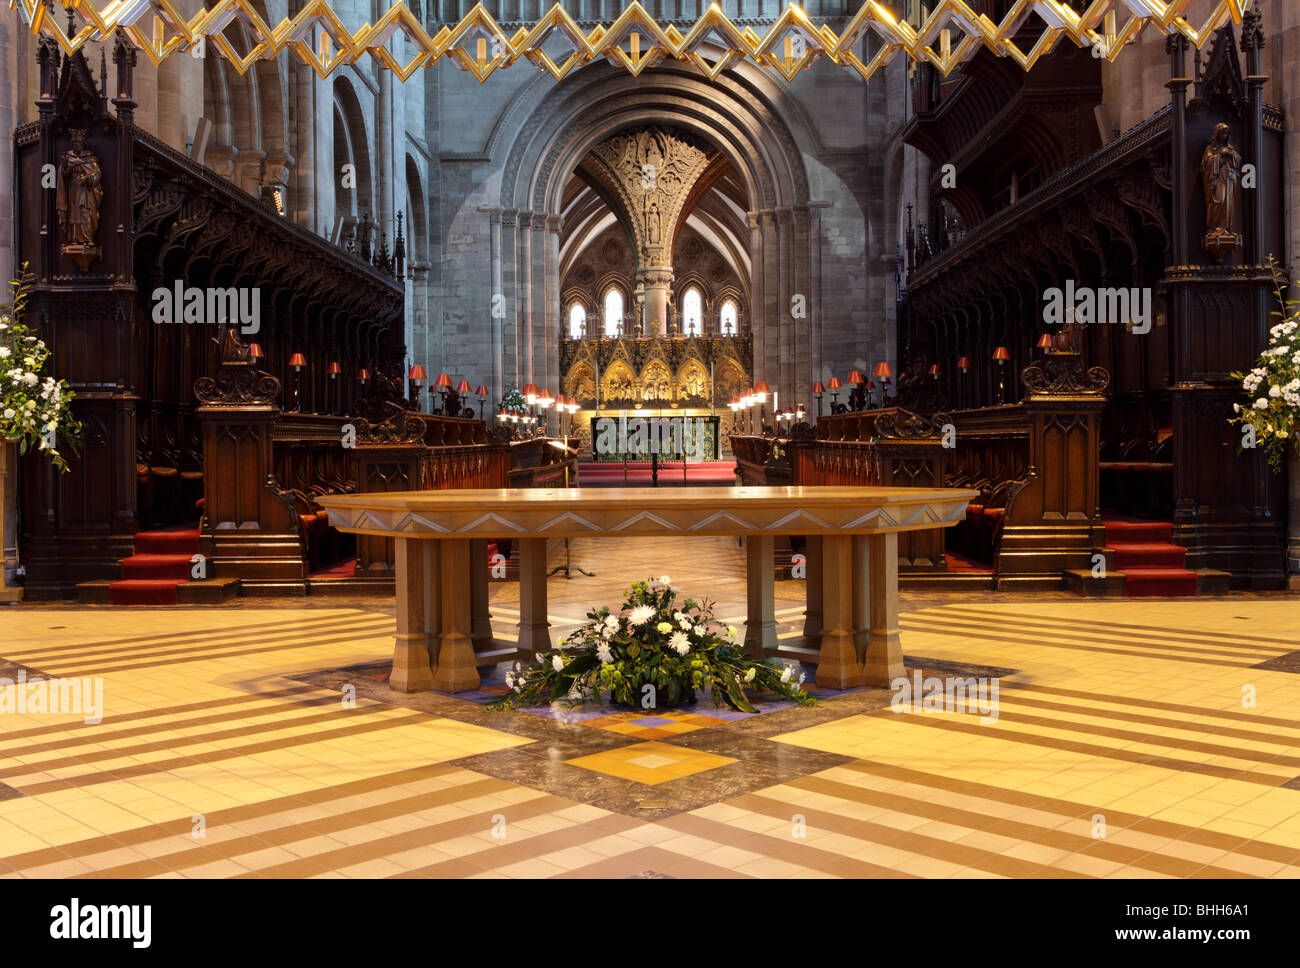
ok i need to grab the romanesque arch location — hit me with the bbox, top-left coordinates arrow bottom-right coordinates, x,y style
486,59 -> 824,405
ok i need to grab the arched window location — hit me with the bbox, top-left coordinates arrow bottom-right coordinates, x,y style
720,300 -> 738,335
568,303 -> 587,339
604,288 -> 624,337
682,288 -> 703,335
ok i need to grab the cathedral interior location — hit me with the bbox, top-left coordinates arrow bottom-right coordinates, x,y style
0,0 -> 1299,898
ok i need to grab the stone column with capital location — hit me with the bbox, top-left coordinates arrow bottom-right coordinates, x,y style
584,129 -> 713,339
638,266 -> 674,336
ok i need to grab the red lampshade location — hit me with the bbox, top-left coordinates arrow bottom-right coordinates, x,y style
957,356 -> 972,371
247,342 -> 264,360
812,381 -> 825,394
827,376 -> 842,390
326,361 -> 341,376
929,364 -> 941,377
408,364 -> 428,382
357,368 -> 371,382
874,362 -> 894,380
729,395 -> 740,406
476,384 -> 489,397
993,346 -> 1011,362
288,353 -> 307,369
846,370 -> 864,385
1036,333 -> 1053,349
456,379 -> 471,394
753,381 -> 771,394
434,372 -> 453,388
523,383 -> 539,402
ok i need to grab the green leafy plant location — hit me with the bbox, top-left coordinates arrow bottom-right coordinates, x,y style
1230,257 -> 1300,471
498,381 -> 528,417
491,576 -> 818,712
0,268 -> 82,472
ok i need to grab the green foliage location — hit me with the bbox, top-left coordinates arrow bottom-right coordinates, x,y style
498,381 -> 528,416
0,266 -> 82,472
1229,257 -> 1300,472
490,576 -> 818,712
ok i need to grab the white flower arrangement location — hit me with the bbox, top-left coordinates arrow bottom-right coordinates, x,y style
1231,259 -> 1300,471
491,577 -> 818,712
0,269 -> 81,472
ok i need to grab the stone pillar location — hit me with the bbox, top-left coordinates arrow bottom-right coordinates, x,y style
487,209 -> 504,393
544,216 -> 563,398
638,266 -> 673,335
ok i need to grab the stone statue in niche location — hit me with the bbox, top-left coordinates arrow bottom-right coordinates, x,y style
57,129 -> 103,270
1200,123 -> 1242,262
646,201 -> 662,245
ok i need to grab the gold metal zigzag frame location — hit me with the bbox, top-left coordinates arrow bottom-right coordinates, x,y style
13,0 -> 1254,81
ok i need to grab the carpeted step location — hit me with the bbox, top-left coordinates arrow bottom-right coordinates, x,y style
1111,542 -> 1188,570
133,528 -> 201,556
120,553 -> 194,581
1102,519 -> 1172,544
1122,568 -> 1198,597
106,527 -> 202,605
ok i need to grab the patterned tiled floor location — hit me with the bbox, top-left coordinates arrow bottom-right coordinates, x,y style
0,534 -> 1298,878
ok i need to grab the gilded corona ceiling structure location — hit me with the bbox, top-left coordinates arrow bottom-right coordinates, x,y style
14,0 -> 1253,82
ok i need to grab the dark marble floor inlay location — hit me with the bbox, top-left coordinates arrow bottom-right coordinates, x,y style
1252,650 -> 1300,674
293,654 -> 1019,819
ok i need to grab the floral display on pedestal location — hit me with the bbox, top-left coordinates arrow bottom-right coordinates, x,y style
0,270 -> 81,472
492,576 -> 818,712
1231,260 -> 1300,472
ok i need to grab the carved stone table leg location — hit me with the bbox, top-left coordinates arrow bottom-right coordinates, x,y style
391,538 -> 434,693
432,539 -> 480,693
816,535 -> 868,686
816,534 -> 866,689
517,537 -> 551,657
801,535 -> 822,651
862,531 -> 904,686
469,537 -> 493,653
852,534 -> 870,664
744,534 -> 778,657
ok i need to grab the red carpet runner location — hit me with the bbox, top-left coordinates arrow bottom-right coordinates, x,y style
109,527 -> 200,605
1103,519 -> 1197,597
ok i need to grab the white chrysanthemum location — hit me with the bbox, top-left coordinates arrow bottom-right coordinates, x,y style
1254,398 -> 1269,410
603,615 -> 618,630
0,347 -> 9,358
596,641 -> 613,664
669,631 -> 690,656
2,409 -> 13,420
628,604 -> 655,626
